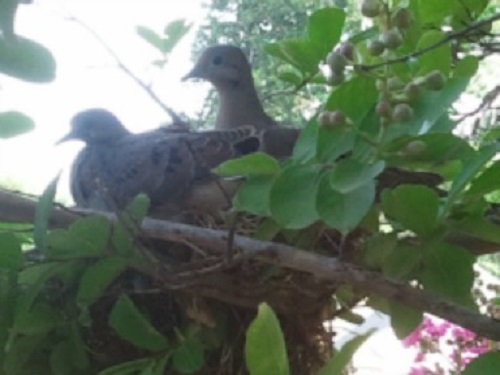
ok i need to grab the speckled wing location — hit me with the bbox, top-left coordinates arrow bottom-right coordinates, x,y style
70,126 -> 257,216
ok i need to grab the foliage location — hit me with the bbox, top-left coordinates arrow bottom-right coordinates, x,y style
191,0 -> 363,127
1,0 -> 500,374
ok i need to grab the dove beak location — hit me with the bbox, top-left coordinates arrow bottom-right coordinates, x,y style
55,132 -> 76,145
182,66 -> 203,81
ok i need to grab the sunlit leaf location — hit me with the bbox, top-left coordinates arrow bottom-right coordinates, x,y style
420,242 -> 475,308
307,7 -> 345,57
76,257 -> 129,307
172,338 -> 204,374
0,111 -> 35,138
245,303 -> 289,375
0,36 -> 56,82
270,165 -> 321,229
34,174 -> 60,253
215,153 -> 280,176
109,294 -> 169,352
381,185 -> 440,236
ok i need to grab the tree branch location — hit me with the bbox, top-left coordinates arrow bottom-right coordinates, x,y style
1,188 -> 499,341
67,15 -> 184,124
357,13 -> 500,72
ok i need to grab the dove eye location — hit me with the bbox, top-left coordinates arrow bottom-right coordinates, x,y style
212,56 -> 223,65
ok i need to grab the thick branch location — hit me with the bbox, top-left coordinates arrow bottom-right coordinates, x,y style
1,188 -> 499,341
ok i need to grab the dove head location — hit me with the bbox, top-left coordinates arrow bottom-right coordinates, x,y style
183,45 -> 254,90
58,108 -> 129,145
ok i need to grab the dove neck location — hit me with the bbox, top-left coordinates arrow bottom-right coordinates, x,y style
215,83 -> 275,130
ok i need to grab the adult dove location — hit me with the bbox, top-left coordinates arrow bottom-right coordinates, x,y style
184,45 -> 299,158
58,108 -> 258,217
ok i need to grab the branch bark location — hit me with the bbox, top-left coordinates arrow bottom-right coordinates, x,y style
1,188 -> 499,341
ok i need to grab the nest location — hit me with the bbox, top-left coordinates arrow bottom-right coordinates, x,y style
84,212 -> 353,374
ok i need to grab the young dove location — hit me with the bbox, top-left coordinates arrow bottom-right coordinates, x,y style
59,108 -> 258,218
184,45 -> 299,159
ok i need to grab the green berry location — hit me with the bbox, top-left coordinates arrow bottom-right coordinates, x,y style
339,41 -> 355,61
381,28 -> 403,50
330,110 -> 346,125
392,8 -> 412,30
367,39 -> 385,56
387,76 -> 405,91
424,70 -> 445,91
361,0 -> 381,18
404,82 -> 421,101
326,51 -> 347,74
376,100 -> 392,118
318,111 -> 333,126
392,103 -> 414,122
404,140 -> 426,156
328,71 -> 345,86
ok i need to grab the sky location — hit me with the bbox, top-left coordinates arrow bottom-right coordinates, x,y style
0,0 -> 208,200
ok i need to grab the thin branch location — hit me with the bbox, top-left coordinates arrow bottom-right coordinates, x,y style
457,84 -> 500,123
357,13 -> 500,72
67,15 -> 184,124
1,188 -> 499,341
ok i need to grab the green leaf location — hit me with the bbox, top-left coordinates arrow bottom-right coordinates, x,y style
245,303 -> 289,375
381,185 -> 440,236
12,302 -> 59,335
234,175 -> 275,216
0,233 -> 23,271
97,358 -> 153,375
317,174 -> 375,235
307,7 -> 345,57
418,0 -> 453,25
385,133 -> 474,165
163,19 -> 191,54
292,119 -> 319,163
382,243 -> 422,279
0,0 -> 17,38
0,269 -> 17,365
112,194 -> 150,257
326,75 -> 378,123
136,26 -> 164,53
34,174 -> 60,253
454,55 -> 479,77
316,124 -> 355,162
465,160 -> 500,200
444,144 -> 500,214
316,330 -> 374,375
109,294 -> 169,352
47,216 -> 111,259
463,352 -> 500,375
214,153 -> 280,176
363,233 -> 397,269
50,335 -> 90,375
420,242 -> 475,308
0,111 -> 35,138
270,165 -> 321,229
0,36 -> 56,82
172,338 -> 204,374
330,159 -> 385,193
417,30 -> 451,75
76,257 -> 129,307
268,39 -> 321,73
2,335 -> 44,375
388,302 -> 423,339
